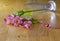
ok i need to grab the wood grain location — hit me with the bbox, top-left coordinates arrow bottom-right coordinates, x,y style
0,0 -> 60,41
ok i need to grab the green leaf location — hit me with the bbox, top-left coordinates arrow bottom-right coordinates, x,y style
25,12 -> 32,16
29,18 -> 39,24
14,9 -> 32,16
18,10 -> 24,16
22,9 -> 32,16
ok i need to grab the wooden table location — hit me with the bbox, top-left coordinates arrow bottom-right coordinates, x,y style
0,0 -> 60,41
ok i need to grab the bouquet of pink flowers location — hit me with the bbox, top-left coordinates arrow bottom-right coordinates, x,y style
4,10 -> 51,29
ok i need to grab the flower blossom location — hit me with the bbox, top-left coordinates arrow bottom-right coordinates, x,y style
4,14 -> 32,29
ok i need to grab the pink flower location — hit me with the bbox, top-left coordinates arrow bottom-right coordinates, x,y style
24,21 -> 32,24
23,21 -> 32,29
4,18 -> 7,22
4,18 -> 10,24
13,22 -> 19,27
4,14 -> 32,29
4,14 -> 14,24
24,23 -> 30,29
27,21 -> 32,24
45,23 -> 51,28
8,14 -> 14,20
40,21 -> 43,24
12,16 -> 22,27
20,22 -> 25,26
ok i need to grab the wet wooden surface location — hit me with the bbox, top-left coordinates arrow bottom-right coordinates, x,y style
0,0 -> 60,41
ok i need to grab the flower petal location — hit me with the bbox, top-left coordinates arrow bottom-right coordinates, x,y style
24,24 -> 30,29
6,19 -> 10,24
14,23 -> 18,27
8,14 -> 14,20
40,21 -> 43,24
8,14 -> 14,18
45,23 -> 51,28
27,21 -> 32,24
4,18 -> 7,22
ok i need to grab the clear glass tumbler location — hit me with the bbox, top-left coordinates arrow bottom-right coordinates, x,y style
23,0 -> 56,11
